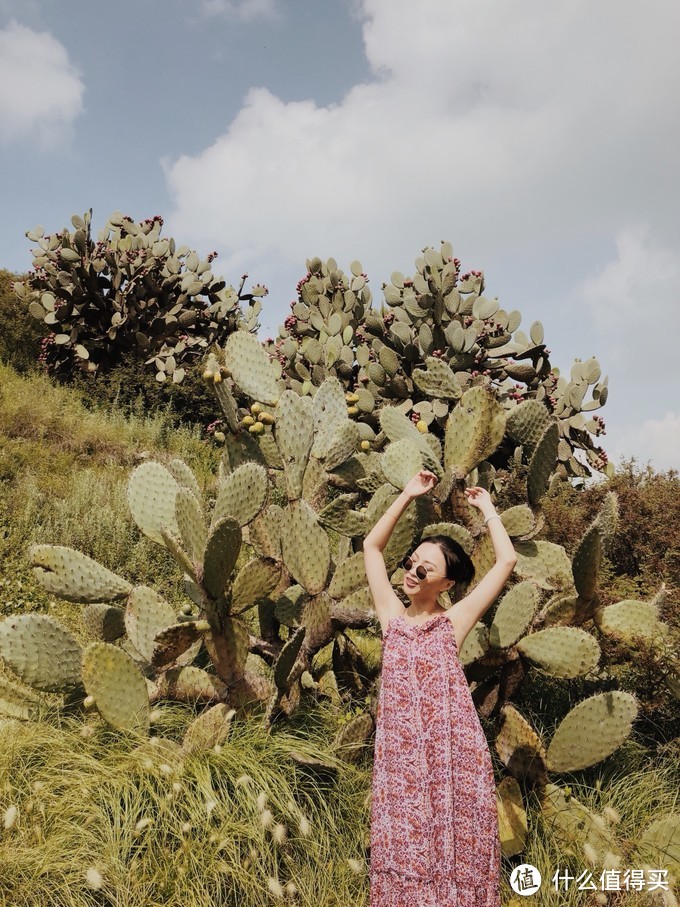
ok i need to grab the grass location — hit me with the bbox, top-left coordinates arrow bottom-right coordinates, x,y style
0,361 -> 221,620
0,702 -> 373,907
0,705 -> 678,906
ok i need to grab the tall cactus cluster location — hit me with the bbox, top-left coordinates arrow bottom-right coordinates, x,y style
2,243 -> 677,873
13,209 -> 266,381
265,245 -> 611,479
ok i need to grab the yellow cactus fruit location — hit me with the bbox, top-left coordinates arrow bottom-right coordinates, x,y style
416,420 -> 428,433
251,402 -> 263,415
259,412 -> 275,425
214,431 -> 226,442
202,370 -> 213,382
345,392 -> 359,404
249,421 -> 265,435
213,371 -> 223,384
347,405 -> 359,416
242,415 -> 256,427
360,440 -> 371,451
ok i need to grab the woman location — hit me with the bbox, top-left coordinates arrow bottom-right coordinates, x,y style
364,469 -> 516,907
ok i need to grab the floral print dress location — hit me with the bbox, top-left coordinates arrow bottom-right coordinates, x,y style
370,612 -> 501,907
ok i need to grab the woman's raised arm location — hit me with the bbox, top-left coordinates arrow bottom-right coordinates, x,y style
363,470 -> 438,626
452,486 -> 517,647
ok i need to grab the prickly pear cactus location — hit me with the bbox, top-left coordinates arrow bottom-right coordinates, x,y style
260,244 -> 611,480
16,209 -> 266,381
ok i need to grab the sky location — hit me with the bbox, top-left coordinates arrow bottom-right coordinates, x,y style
1,0 -> 678,472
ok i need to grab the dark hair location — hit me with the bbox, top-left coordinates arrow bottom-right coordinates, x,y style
421,534 -> 475,586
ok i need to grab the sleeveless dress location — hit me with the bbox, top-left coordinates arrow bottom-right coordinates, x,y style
369,612 -> 501,907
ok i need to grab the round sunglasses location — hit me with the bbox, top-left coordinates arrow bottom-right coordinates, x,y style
402,556 -> 447,581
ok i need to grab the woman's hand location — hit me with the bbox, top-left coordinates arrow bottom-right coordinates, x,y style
403,470 -> 438,499
464,485 -> 496,518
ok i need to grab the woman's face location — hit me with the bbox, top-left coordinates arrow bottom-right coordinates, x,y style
402,541 -> 451,596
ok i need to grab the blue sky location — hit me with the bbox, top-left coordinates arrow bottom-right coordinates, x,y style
1,0 -> 678,471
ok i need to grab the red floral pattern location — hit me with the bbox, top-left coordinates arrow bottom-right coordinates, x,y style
370,613 -> 501,907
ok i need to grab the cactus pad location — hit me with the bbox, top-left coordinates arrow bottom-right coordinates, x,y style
332,712 -> 374,764
571,524 -> 602,602
318,494 -> 367,537
381,438 -> 425,490
488,582 -> 539,649
499,506 -> 536,538
212,462 -> 268,528
224,330 -> 280,404
275,391 -> 314,499
155,665 -> 228,705
328,552 -> 368,600
632,815 -> 680,874
495,704 -> 547,785
527,422 -> 559,505
231,558 -> 281,613
421,522 -> 474,555
127,461 -> 181,545
183,703 -> 236,754
151,621 -> 209,668
166,458 -> 202,502
202,517 -> 242,601
274,625 -> 306,691
594,600 -> 665,643
496,776 -> 527,857
0,614 -> 82,693
30,544 -> 132,603
311,377 -> 347,458
175,487 -> 207,563
516,627 -> 601,679
82,642 -> 150,734
82,603 -> 126,642
412,357 -> 461,400
458,623 -> 489,665
506,400 -> 552,446
546,691 -> 638,772
247,505 -> 283,560
280,500 -> 330,595
125,586 -> 176,663
444,386 -> 505,477
0,674 -> 40,720
324,420 -> 360,472
513,541 -> 572,590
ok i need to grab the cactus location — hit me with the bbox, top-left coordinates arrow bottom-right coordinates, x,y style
82,642 -> 150,733
17,210 -> 259,382
5,245 -> 653,876
0,615 -> 82,692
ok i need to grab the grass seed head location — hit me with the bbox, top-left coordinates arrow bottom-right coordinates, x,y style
85,868 -> 104,890
267,878 -> 284,898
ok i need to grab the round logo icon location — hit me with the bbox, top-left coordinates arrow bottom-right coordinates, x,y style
509,863 -> 542,896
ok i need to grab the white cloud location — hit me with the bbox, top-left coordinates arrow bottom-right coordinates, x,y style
609,412 -> 680,473
0,20 -> 84,148
577,224 -> 679,408
165,0 -> 680,285
164,0 -> 680,470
